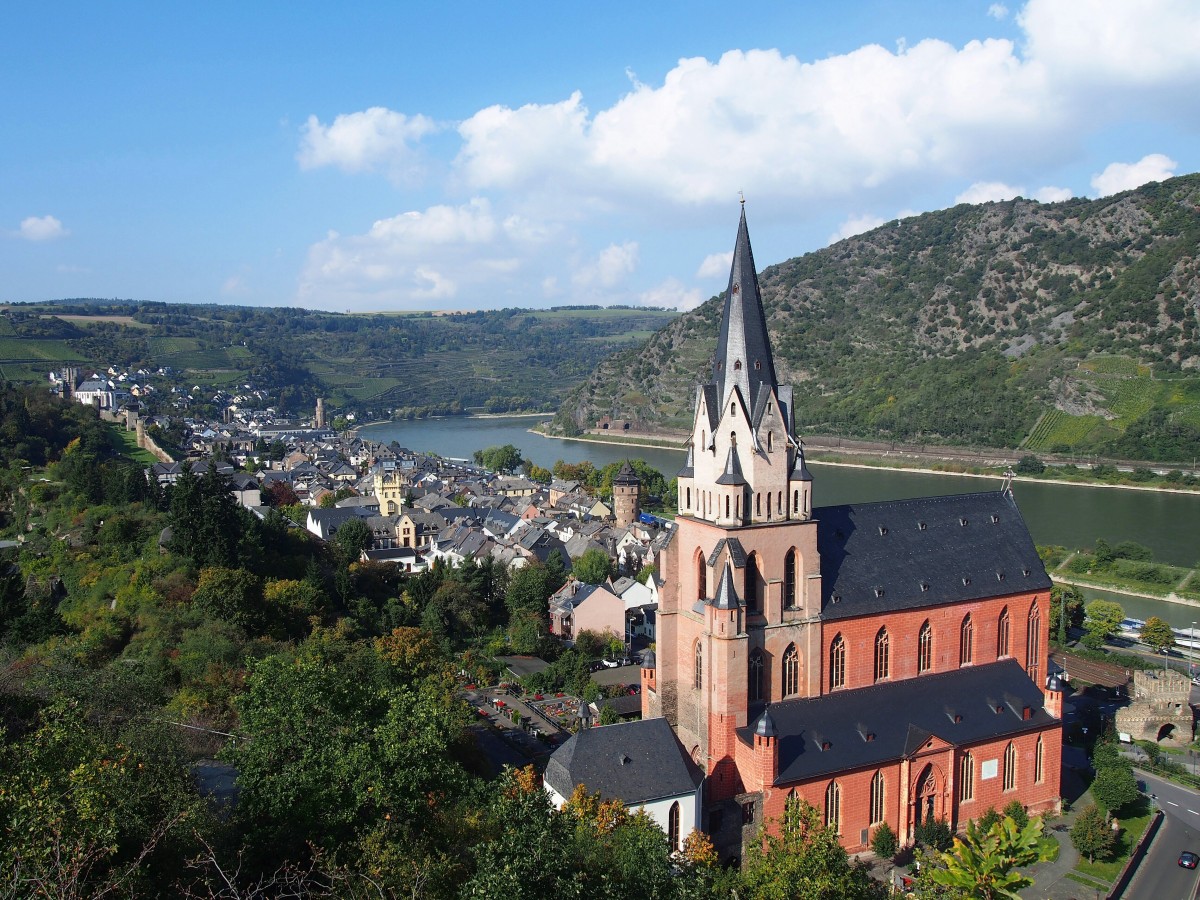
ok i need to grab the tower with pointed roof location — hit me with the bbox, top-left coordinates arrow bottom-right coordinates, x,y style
612,460 -> 640,529
645,204 -> 821,802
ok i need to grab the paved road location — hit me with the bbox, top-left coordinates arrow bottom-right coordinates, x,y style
1123,771 -> 1200,900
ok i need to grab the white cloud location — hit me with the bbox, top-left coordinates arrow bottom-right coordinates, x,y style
697,251 -> 733,279
17,215 -> 68,241
955,181 -> 1022,204
988,3 -> 1009,20
640,278 -> 703,310
221,275 -> 249,296
572,241 -> 639,290
298,107 -> 437,181
828,213 -> 886,243
1090,154 -> 1178,196
1032,185 -> 1073,203
298,197 -> 557,309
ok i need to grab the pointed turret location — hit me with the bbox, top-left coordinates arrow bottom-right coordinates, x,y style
713,561 -> 740,610
714,204 -> 779,412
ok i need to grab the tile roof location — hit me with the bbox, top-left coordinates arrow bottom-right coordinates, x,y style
816,491 -> 1050,619
545,717 -> 703,806
740,659 -> 1055,785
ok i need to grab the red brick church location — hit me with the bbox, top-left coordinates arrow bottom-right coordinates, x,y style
640,205 -> 1062,860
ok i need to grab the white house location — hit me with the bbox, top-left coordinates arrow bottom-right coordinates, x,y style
543,717 -> 703,852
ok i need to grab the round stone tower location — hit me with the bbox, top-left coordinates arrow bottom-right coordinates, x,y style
612,460 -> 640,529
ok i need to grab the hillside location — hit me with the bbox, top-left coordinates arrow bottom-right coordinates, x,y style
0,304 -> 678,419
554,174 -> 1200,463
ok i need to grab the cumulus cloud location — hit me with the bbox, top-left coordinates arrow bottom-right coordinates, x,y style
640,278 -> 703,311
988,3 -> 1009,20
16,215 -> 68,241
298,198 -> 560,309
572,241 -> 639,290
829,213 -> 887,243
955,181 -> 1022,204
1033,185 -> 1073,203
1090,153 -> 1178,196
696,251 -> 733,279
298,107 -> 437,181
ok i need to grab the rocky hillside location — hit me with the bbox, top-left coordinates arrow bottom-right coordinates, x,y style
554,174 -> 1200,462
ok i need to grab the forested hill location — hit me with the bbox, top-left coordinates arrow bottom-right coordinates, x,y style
554,174 -> 1200,463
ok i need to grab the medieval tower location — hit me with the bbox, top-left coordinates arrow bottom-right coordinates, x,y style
612,461 -> 641,529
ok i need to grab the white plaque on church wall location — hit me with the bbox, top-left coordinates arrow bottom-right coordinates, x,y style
981,759 -> 999,780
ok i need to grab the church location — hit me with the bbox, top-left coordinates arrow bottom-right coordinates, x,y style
630,205 -> 1063,859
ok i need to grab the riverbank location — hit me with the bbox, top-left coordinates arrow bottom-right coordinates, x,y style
533,428 -> 1200,496
1051,574 -> 1200,609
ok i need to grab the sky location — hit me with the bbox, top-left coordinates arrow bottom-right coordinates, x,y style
2,1 -> 1199,314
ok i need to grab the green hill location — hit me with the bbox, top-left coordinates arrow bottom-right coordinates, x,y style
554,174 -> 1200,463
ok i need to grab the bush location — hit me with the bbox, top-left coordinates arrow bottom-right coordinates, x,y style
914,817 -> 953,851
1070,803 -> 1116,863
1002,799 -> 1029,829
870,821 -> 897,859
1016,454 -> 1045,475
975,807 -> 1000,832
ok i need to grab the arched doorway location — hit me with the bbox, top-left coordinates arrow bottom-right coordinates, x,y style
914,764 -> 939,826
1158,723 -> 1177,742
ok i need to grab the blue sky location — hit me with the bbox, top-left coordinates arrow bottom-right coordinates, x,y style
3,1 -> 1199,312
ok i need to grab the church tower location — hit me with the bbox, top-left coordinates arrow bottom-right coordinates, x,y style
612,461 -> 641,529
643,204 -> 821,802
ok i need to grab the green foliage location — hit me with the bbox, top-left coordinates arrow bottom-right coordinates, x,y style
1070,803 -> 1116,863
573,547 -> 613,584
1001,800 -> 1029,829
870,821 -> 897,860
914,817 -> 955,851
1091,764 -> 1140,815
1084,599 -> 1125,638
929,814 -> 1054,900
332,516 -> 372,564
1015,454 -> 1045,475
473,443 -> 525,473
1139,616 -> 1176,653
1049,585 -> 1085,642
743,796 -> 886,899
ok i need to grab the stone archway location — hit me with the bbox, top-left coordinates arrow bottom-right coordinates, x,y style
914,765 -> 937,825
1158,723 -> 1178,743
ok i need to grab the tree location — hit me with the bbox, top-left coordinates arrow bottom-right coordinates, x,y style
1070,803 -> 1116,863
928,814 -> 1055,900
1140,616 -> 1176,653
1049,585 -> 1084,642
1015,454 -> 1045,475
1091,764 -> 1140,814
573,548 -> 612,585
742,796 -> 886,899
191,567 -> 264,634
474,444 -> 524,474
332,517 -> 372,564
1085,599 -> 1125,640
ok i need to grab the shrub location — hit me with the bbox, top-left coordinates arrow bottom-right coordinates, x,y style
870,821 -> 897,860
1002,799 -> 1029,829
976,807 -> 1000,832
914,817 -> 953,851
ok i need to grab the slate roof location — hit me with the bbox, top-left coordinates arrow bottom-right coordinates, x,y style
739,659 -> 1056,785
544,717 -> 703,806
707,537 -> 747,568
713,206 -> 778,412
816,491 -> 1050,619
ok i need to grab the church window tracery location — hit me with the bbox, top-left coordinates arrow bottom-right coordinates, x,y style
749,650 -> 765,702
960,614 -> 974,666
874,628 -> 890,682
829,634 -> 845,690
783,548 -> 796,607
1003,741 -> 1017,791
997,607 -> 1010,657
783,644 -> 799,697
825,781 -> 841,832
918,621 -> 933,673
870,771 -> 886,824
1026,602 -> 1041,683
694,640 -> 703,690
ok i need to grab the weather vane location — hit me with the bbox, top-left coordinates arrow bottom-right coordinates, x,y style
738,190 -> 745,207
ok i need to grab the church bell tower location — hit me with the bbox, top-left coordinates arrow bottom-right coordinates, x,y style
643,204 -> 822,802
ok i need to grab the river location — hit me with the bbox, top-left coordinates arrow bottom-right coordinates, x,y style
360,415 -> 1200,627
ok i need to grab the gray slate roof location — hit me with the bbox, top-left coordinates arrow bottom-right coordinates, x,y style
741,659 -> 1055,785
544,717 -> 703,806
816,491 -> 1050,619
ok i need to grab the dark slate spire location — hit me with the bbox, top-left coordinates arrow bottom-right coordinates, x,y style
614,461 -> 639,485
713,561 -> 740,610
715,445 -> 747,485
754,708 -> 777,738
714,204 -> 778,411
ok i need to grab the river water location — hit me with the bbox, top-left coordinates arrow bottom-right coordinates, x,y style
361,415 -> 1200,627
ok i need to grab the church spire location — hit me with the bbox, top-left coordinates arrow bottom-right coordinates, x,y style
714,204 -> 778,411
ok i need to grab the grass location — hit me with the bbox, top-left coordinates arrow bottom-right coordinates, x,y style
106,423 -> 159,466
1024,409 -> 1107,450
1073,799 -> 1152,883
50,314 -> 152,328
0,338 -> 87,362
149,336 -> 201,355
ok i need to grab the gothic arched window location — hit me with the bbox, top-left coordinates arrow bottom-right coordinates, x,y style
1027,601 -> 1041,683
783,644 -> 799,697
917,620 -> 933,673
997,606 -> 1011,657
696,552 -> 706,601
960,614 -> 974,666
874,628 -> 890,682
1003,741 -> 1017,791
668,801 -> 681,850
745,554 -> 761,614
694,640 -> 703,690
825,781 -> 841,832
870,771 -> 885,824
749,651 -> 765,702
959,751 -> 975,802
829,634 -> 845,690
783,548 -> 797,608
